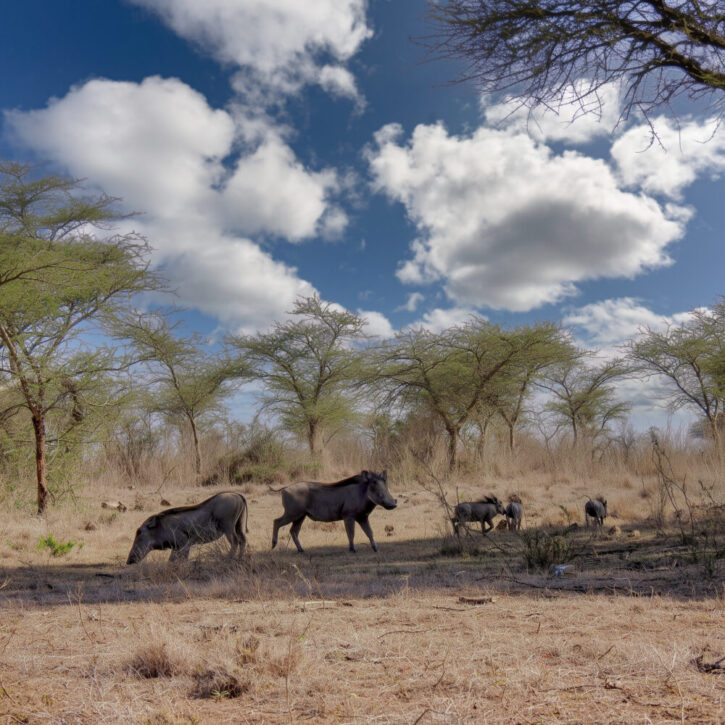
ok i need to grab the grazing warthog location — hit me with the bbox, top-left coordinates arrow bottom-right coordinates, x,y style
585,497 -> 607,527
271,470 -> 397,553
452,496 -> 506,534
505,495 -> 523,531
126,492 -> 248,564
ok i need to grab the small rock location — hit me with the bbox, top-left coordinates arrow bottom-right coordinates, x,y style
84,522 -> 96,531
549,564 -> 576,578
626,529 -> 640,538
101,500 -> 127,512
384,525 -> 394,536
608,525 -> 622,535
496,519 -> 508,530
160,498 -> 171,506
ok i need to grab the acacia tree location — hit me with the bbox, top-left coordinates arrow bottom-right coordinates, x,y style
0,162 -> 159,513
540,357 -> 631,449
627,303 -> 725,447
117,313 -> 242,477
493,327 -> 576,451
372,319 -> 564,469
427,1 -> 725,124
229,295 -> 366,455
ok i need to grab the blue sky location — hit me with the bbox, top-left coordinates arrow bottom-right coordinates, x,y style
2,0 -> 724,427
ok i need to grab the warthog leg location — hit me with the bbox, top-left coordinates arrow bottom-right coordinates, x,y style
169,545 -> 191,562
289,516 -> 306,553
356,515 -> 378,552
224,516 -> 246,558
272,513 -> 296,549
233,515 -> 247,557
481,519 -> 494,534
344,517 -> 356,552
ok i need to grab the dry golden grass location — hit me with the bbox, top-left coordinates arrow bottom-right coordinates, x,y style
2,585 -> 724,723
1,456 -> 724,724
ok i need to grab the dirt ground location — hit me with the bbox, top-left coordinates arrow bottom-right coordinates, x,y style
1,480 -> 724,723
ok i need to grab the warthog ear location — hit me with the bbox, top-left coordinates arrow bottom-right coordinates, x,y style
146,515 -> 160,529
381,470 -> 387,480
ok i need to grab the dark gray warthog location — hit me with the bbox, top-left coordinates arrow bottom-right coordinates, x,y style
452,497 -> 506,534
505,496 -> 523,531
126,492 -> 248,564
271,470 -> 397,553
585,497 -> 607,527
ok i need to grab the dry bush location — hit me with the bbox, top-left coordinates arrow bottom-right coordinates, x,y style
126,641 -> 184,679
189,636 -> 258,701
189,668 -> 251,699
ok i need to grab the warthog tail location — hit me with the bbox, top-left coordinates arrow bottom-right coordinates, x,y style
241,494 -> 249,533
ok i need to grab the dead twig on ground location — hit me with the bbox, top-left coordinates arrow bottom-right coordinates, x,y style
693,654 -> 725,673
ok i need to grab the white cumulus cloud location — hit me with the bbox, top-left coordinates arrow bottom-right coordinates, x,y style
368,122 -> 686,312
611,116 -> 725,199
358,309 -> 395,338
5,76 -> 344,329
563,297 -> 694,350
396,292 -> 424,312
483,80 -> 622,144
130,0 -> 371,104
409,307 -> 477,334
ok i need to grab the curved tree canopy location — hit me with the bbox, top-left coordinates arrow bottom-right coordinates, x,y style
426,1 -> 725,123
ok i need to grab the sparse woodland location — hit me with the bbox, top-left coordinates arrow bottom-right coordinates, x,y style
2,163 -> 725,722
2,163 -> 725,512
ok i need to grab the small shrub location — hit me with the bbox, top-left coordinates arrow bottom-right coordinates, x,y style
37,534 -> 81,557
521,529 -> 576,572
190,668 -> 250,699
127,643 -> 182,678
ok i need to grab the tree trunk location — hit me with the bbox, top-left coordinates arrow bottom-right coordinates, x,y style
709,414 -> 722,465
446,426 -> 458,471
307,421 -> 319,455
507,421 -> 515,452
475,419 -> 490,461
188,415 -> 202,476
32,413 -> 49,515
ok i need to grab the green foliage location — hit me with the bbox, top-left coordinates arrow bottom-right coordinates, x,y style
541,357 -> 630,446
0,161 -> 162,512
628,300 -> 725,443
37,534 -> 82,557
370,318 -> 571,467
115,312 -> 242,475
229,295 -> 365,454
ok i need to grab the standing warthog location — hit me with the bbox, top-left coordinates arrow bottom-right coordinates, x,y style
271,470 -> 397,553
452,496 -> 506,534
505,494 -> 523,531
585,497 -> 607,527
126,492 -> 248,564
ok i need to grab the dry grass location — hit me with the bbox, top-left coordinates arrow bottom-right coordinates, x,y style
1,446 -> 725,723
2,586 -> 724,723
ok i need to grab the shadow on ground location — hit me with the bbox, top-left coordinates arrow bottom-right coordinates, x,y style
2,523 -> 723,608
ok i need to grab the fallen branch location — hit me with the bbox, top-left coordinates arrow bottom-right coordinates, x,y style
693,654 -> 725,673
377,628 -> 424,639
458,595 -> 495,605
